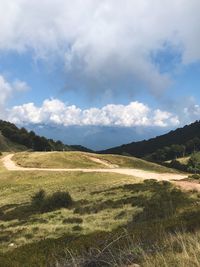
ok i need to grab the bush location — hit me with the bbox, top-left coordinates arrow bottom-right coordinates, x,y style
31,189 -> 46,208
31,190 -> 73,212
134,186 -> 189,222
168,160 -> 187,172
43,191 -> 73,212
187,152 -> 200,173
188,174 -> 200,180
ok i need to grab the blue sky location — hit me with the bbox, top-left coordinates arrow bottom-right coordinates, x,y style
0,0 -> 199,149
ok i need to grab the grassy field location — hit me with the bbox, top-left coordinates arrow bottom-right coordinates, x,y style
1,152 -> 200,266
13,151 -> 178,173
0,154 -> 143,253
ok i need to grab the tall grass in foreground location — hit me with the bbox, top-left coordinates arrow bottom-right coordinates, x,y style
55,230 -> 200,267
143,231 -> 200,267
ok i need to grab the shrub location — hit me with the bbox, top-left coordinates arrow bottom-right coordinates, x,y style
134,186 -> 189,222
168,159 -> 187,171
42,191 -> 73,212
31,190 -> 73,212
31,189 -> 46,208
188,174 -> 200,180
187,152 -> 200,173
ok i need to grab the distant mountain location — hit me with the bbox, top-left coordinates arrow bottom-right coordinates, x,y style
101,121 -> 200,162
0,120 -> 91,152
26,124 -> 167,150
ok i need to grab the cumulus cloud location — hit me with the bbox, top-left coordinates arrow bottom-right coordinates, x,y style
7,98 -> 180,128
0,0 -> 200,95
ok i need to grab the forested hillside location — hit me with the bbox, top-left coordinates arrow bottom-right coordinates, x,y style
0,120 -> 85,152
102,121 -> 200,162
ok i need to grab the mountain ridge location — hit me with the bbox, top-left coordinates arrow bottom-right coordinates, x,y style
101,120 -> 200,161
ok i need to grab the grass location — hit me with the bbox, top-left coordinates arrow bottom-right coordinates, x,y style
166,156 -> 190,165
0,158 -> 143,254
13,151 -> 178,173
0,152 -> 199,266
142,231 -> 200,267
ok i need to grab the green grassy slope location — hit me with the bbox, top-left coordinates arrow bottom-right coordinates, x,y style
12,151 -> 178,173
1,152 -> 200,267
0,159 -> 141,254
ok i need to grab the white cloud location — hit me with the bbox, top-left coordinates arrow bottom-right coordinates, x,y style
0,1 -> 199,95
7,98 -> 180,128
0,75 -> 13,110
0,74 -> 29,113
184,98 -> 200,121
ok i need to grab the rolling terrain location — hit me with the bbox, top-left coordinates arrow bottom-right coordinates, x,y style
1,122 -> 200,266
102,120 -> 200,161
1,151 -> 200,266
12,151 -> 179,172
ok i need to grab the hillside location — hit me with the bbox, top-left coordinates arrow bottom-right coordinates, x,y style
0,151 -> 200,267
0,132 -> 27,152
0,120 -> 91,152
101,120 -> 200,162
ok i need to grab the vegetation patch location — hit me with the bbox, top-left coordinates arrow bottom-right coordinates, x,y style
31,189 -> 73,212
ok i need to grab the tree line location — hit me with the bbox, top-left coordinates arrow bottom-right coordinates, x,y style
0,120 -> 70,151
145,137 -> 200,162
102,120 -> 200,161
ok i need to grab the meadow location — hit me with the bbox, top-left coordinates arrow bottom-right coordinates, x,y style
13,151 -> 178,173
1,152 -> 200,266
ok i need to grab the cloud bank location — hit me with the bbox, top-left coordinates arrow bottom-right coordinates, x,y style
0,0 -> 200,95
7,98 -> 179,128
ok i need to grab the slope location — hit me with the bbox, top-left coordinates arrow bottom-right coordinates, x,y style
101,120 -> 200,161
0,132 -> 27,152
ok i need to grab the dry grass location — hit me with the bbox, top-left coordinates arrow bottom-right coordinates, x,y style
12,151 -> 178,173
0,160 -> 142,253
0,152 -> 196,267
143,231 -> 200,267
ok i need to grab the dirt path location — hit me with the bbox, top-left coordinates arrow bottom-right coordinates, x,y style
88,156 -> 119,168
2,154 -> 188,182
174,180 -> 200,192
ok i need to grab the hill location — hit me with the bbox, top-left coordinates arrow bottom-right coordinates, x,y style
0,151 -> 200,267
11,151 -> 178,173
101,120 -> 200,162
0,132 -> 27,152
0,120 -> 91,152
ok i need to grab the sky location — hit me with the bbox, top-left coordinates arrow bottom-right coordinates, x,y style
0,0 -> 200,149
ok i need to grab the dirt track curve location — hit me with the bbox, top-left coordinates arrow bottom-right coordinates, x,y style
2,154 -> 188,182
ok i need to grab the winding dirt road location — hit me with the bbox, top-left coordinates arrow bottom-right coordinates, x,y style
2,154 -> 188,182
